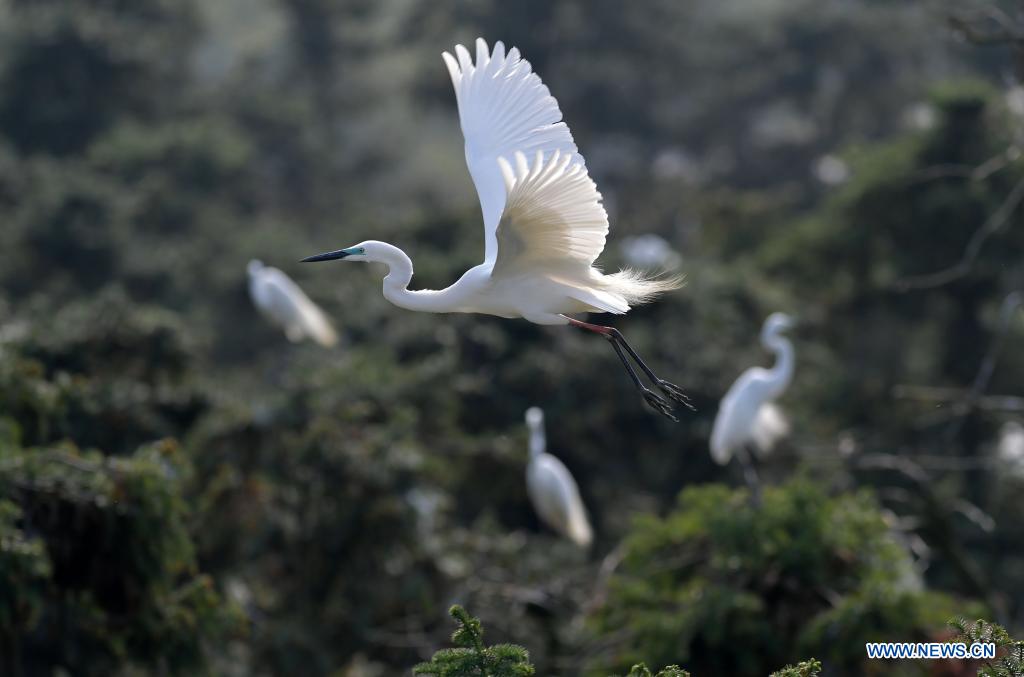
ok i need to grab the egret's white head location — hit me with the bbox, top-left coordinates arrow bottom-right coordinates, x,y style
525,407 -> 544,428
247,259 -> 264,276
301,240 -> 390,264
761,312 -> 795,342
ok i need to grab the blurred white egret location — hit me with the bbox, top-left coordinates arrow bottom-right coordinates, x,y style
998,421 -> 1024,475
619,234 -> 682,271
1008,86 -> 1024,117
247,260 -> 338,347
813,154 -> 850,186
524,407 -> 592,548
710,313 -> 795,467
302,38 -> 690,420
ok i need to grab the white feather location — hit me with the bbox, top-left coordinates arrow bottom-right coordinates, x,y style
750,403 -> 790,458
495,150 -> 608,273
491,150 -> 681,316
443,38 -> 583,266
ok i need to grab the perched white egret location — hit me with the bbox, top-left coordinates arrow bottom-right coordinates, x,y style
247,260 -> 338,347
619,234 -> 682,271
710,313 -> 795,466
998,421 -> 1024,475
524,407 -> 592,547
302,38 -> 691,420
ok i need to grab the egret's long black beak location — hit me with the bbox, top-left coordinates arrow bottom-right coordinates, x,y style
301,249 -> 352,263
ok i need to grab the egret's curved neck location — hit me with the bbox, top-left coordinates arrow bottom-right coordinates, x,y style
527,422 -> 546,459
372,243 -> 454,313
762,332 -> 794,399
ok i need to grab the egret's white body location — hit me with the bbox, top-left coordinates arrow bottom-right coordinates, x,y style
524,407 -> 593,547
302,39 -> 691,419
710,313 -> 795,465
247,260 -> 337,347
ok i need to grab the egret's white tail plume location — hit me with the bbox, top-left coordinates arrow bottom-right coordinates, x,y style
295,299 -> 339,348
750,403 -> 790,457
600,268 -> 685,308
566,503 -> 593,548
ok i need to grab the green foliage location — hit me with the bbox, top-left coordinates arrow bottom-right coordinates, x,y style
0,434 -> 239,675
950,618 -> 1024,677
0,500 -> 51,637
622,663 -> 691,677
0,301 -> 239,675
769,659 -> 823,677
589,480 -> 959,675
0,0 -> 198,155
413,605 -> 534,676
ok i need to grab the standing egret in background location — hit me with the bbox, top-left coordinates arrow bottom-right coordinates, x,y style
998,421 -> 1024,476
302,38 -> 692,420
248,260 -> 338,347
710,313 -> 795,492
619,234 -> 682,271
524,407 -> 593,547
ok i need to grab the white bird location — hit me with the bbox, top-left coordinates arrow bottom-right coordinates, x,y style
710,313 -> 795,466
998,421 -> 1024,476
247,260 -> 338,347
301,38 -> 690,420
524,407 -> 593,547
619,234 -> 682,271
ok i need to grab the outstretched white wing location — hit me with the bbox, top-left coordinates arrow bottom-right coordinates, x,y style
492,150 -> 608,278
443,38 -> 583,266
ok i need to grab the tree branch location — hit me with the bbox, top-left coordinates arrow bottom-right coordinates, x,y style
896,175 -> 1024,291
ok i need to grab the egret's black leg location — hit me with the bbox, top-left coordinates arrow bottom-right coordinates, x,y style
564,316 -> 687,421
736,444 -> 762,506
604,328 -> 697,412
607,339 -> 678,422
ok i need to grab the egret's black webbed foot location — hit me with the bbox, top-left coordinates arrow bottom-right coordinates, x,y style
642,389 -> 679,422
656,379 -> 697,412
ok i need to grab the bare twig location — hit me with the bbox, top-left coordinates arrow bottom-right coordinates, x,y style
854,452 -> 1004,617
949,7 -> 1024,47
944,291 -> 1023,442
892,384 -> 1024,413
896,175 -> 1024,290
953,498 -> 996,533
908,146 -> 1021,185
582,542 -> 626,615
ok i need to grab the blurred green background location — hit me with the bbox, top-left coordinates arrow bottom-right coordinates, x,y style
1,1 -> 1023,675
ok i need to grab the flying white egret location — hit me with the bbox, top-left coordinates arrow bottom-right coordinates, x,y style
301,38 -> 691,420
247,260 -> 338,347
710,313 -> 795,471
524,407 -> 593,547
